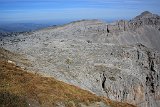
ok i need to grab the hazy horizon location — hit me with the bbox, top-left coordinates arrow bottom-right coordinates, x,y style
0,0 -> 160,25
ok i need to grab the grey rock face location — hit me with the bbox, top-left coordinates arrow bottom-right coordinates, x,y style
106,12 -> 160,52
101,44 -> 160,107
80,102 -> 111,107
0,12 -> 160,107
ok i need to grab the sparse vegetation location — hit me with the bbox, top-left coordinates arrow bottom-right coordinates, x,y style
0,59 -> 135,107
66,58 -> 72,64
109,77 -> 116,81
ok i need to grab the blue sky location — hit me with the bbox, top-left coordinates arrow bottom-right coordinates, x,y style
0,0 -> 160,23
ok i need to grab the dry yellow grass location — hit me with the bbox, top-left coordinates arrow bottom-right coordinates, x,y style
0,48 -> 31,66
0,48 -> 136,107
0,61 -> 136,107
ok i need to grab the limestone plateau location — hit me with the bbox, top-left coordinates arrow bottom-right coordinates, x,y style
1,11 -> 160,107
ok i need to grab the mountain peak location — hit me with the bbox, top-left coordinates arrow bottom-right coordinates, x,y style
141,11 -> 152,16
134,11 -> 158,20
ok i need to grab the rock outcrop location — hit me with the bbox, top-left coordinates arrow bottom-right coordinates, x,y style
107,11 -> 160,52
1,48 -> 136,107
0,11 -> 160,107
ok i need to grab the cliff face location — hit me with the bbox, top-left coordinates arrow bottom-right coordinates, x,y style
0,11 -> 160,107
107,11 -> 160,52
0,48 -> 136,107
101,44 -> 160,107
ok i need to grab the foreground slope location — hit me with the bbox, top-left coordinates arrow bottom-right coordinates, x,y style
0,11 -> 160,107
0,48 -> 135,107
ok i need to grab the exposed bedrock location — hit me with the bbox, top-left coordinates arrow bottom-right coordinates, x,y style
95,44 -> 160,107
1,11 -> 160,107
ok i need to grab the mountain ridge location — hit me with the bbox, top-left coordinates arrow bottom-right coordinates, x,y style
0,11 -> 160,107
134,11 -> 160,20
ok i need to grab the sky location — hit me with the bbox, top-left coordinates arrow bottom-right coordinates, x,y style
0,0 -> 160,24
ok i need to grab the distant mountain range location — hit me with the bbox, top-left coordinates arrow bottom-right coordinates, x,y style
1,11 -> 160,107
0,23 -> 55,33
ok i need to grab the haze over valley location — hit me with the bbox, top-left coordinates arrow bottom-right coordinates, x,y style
0,0 -> 160,107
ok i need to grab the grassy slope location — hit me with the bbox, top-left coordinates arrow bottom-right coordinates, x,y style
0,48 -> 136,107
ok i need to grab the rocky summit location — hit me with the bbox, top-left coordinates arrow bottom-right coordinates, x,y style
1,11 -> 160,107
